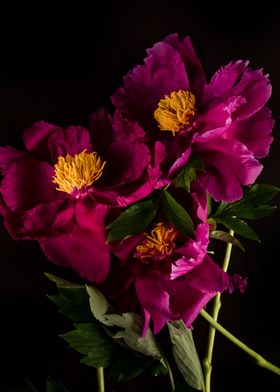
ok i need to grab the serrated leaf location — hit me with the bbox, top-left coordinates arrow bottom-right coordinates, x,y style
168,321 -> 204,391
216,217 -> 260,242
161,190 -> 195,239
46,377 -> 69,392
210,230 -> 245,251
173,156 -> 205,193
86,285 -> 164,361
61,323 -> 116,368
106,191 -> 161,242
48,287 -> 93,323
44,273 -> 83,288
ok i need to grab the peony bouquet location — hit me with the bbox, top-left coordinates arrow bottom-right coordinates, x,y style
1,34 -> 279,392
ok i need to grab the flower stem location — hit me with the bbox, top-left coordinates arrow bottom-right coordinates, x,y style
200,309 -> 280,376
202,230 -> 234,392
96,367 -> 105,392
163,357 -> 175,391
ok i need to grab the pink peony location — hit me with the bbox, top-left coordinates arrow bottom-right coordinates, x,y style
112,34 -> 274,202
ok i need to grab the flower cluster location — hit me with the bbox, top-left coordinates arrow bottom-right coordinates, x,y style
0,34 -> 273,335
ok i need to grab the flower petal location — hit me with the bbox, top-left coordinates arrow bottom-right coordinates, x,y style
168,255 -> 232,327
225,107 -> 274,158
193,138 -> 262,202
0,146 -> 26,174
112,41 -> 189,133
0,157 -> 58,211
39,202 -> 110,283
23,121 -> 62,159
48,126 -> 92,162
164,34 -> 205,99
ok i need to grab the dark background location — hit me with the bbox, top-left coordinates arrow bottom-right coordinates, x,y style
0,3 -> 279,391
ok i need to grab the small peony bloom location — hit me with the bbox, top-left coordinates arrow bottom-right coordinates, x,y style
112,34 -> 274,202
0,111 -> 163,282
108,187 -> 244,333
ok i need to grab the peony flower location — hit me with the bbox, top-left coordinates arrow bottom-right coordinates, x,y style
0,110 -> 163,282
107,187 -> 244,333
112,34 -> 274,202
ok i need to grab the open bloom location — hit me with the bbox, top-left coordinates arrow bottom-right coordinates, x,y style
107,187 -> 245,333
0,111 -> 163,282
112,34 -> 274,202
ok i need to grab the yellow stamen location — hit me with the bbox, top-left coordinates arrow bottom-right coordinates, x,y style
136,223 -> 177,259
52,149 -> 106,194
154,90 -> 196,135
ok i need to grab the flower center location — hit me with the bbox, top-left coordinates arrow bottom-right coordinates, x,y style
135,223 -> 178,259
52,149 -> 106,194
154,90 -> 196,135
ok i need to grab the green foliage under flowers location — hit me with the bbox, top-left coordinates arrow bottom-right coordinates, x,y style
173,155 -> 205,193
211,184 -> 280,242
46,274 -> 205,389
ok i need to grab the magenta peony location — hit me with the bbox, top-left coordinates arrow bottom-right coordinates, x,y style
112,34 -> 274,202
0,111 -> 163,282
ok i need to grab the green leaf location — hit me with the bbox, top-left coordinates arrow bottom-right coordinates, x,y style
48,287 -> 93,323
213,184 -> 280,220
44,273 -> 83,288
161,190 -> 195,239
175,383 -> 200,392
216,217 -> 260,242
108,350 -> 150,381
168,321 -> 204,391
210,230 -> 245,251
106,191 -> 161,242
46,376 -> 69,392
148,361 -> 168,377
86,285 -> 164,361
173,156 -> 204,193
61,323 -> 116,368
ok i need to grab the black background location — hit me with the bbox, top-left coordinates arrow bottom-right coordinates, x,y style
0,3 -> 279,391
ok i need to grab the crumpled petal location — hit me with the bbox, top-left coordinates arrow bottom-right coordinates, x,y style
39,202 -> 110,283
171,223 -> 209,279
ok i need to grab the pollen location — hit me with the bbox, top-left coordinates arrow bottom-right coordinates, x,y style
52,149 -> 106,194
135,223 -> 178,259
154,90 -> 196,135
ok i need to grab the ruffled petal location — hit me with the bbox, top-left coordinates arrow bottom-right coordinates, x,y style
193,138 -> 262,202
39,202 -> 110,283
225,107 -> 274,158
0,157 -> 59,211
89,109 -> 113,156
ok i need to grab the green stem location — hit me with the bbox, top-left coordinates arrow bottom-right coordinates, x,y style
96,367 -> 105,392
163,357 -> 175,392
200,309 -> 280,376
202,230 -> 234,392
